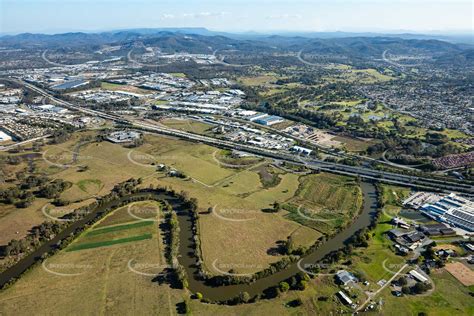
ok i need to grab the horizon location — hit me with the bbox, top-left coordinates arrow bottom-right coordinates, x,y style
1,0 -> 473,35
1,26 -> 473,38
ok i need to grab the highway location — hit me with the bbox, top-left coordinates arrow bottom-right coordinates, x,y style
7,78 -> 474,197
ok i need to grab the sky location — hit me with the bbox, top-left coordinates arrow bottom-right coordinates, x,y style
1,0 -> 473,35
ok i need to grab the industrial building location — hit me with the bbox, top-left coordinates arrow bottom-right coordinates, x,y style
107,130 -> 141,143
403,192 -> 474,233
419,193 -> 474,232
247,113 -> 284,126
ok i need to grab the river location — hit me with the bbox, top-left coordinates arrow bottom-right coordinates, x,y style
0,183 -> 378,302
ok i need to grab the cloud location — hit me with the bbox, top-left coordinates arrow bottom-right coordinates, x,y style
161,14 -> 176,19
266,14 -> 302,19
182,12 -> 228,18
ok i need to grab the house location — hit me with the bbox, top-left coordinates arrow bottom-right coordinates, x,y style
336,291 -> 353,305
335,270 -> 357,285
388,229 -> 405,239
409,270 -> 428,283
395,244 -> 409,254
420,223 -> 456,236
464,243 -> 474,252
392,217 -> 410,229
404,231 -> 425,243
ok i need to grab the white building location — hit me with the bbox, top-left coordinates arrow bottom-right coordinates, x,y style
0,130 -> 12,142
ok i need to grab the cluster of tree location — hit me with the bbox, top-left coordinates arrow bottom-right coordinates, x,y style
112,178 -> 142,196
0,176 -> 70,208
37,179 -> 71,199
199,256 -> 297,287
213,272 -> 310,305
401,281 -> 433,295
2,221 -> 64,257
367,133 -> 463,161
48,126 -> 76,145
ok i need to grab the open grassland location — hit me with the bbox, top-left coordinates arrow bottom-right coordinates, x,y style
67,233 -> 153,252
0,131 -> 392,315
0,248 -> 348,316
379,184 -> 411,217
65,205 -> 158,253
160,118 -> 215,135
199,211 -> 320,274
238,75 -> 279,86
333,136 -> 377,152
0,198 -> 94,246
324,68 -> 395,84
100,81 -> 151,94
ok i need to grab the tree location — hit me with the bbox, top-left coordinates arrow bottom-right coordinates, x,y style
279,281 -> 290,293
398,276 -> 407,286
239,291 -> 251,303
401,285 -> 411,295
194,292 -> 203,300
183,300 -> 190,314
273,201 -> 281,212
297,280 -> 308,291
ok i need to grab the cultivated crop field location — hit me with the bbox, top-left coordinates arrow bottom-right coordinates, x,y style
285,173 -> 363,235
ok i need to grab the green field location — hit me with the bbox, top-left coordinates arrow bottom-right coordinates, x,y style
67,233 -> 153,252
85,221 -> 154,236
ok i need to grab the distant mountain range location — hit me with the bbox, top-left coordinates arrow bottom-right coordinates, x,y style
0,28 -> 472,63
2,27 -> 472,44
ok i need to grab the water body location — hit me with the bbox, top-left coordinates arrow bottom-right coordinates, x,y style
0,183 -> 378,302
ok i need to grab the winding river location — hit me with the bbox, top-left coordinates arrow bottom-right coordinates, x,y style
0,182 -> 378,302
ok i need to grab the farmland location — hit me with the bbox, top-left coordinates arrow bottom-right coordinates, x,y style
0,131 -> 364,278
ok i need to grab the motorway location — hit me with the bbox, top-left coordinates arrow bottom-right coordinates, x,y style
6,78 -> 474,197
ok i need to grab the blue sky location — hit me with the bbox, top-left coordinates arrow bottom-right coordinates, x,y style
1,0 -> 472,34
